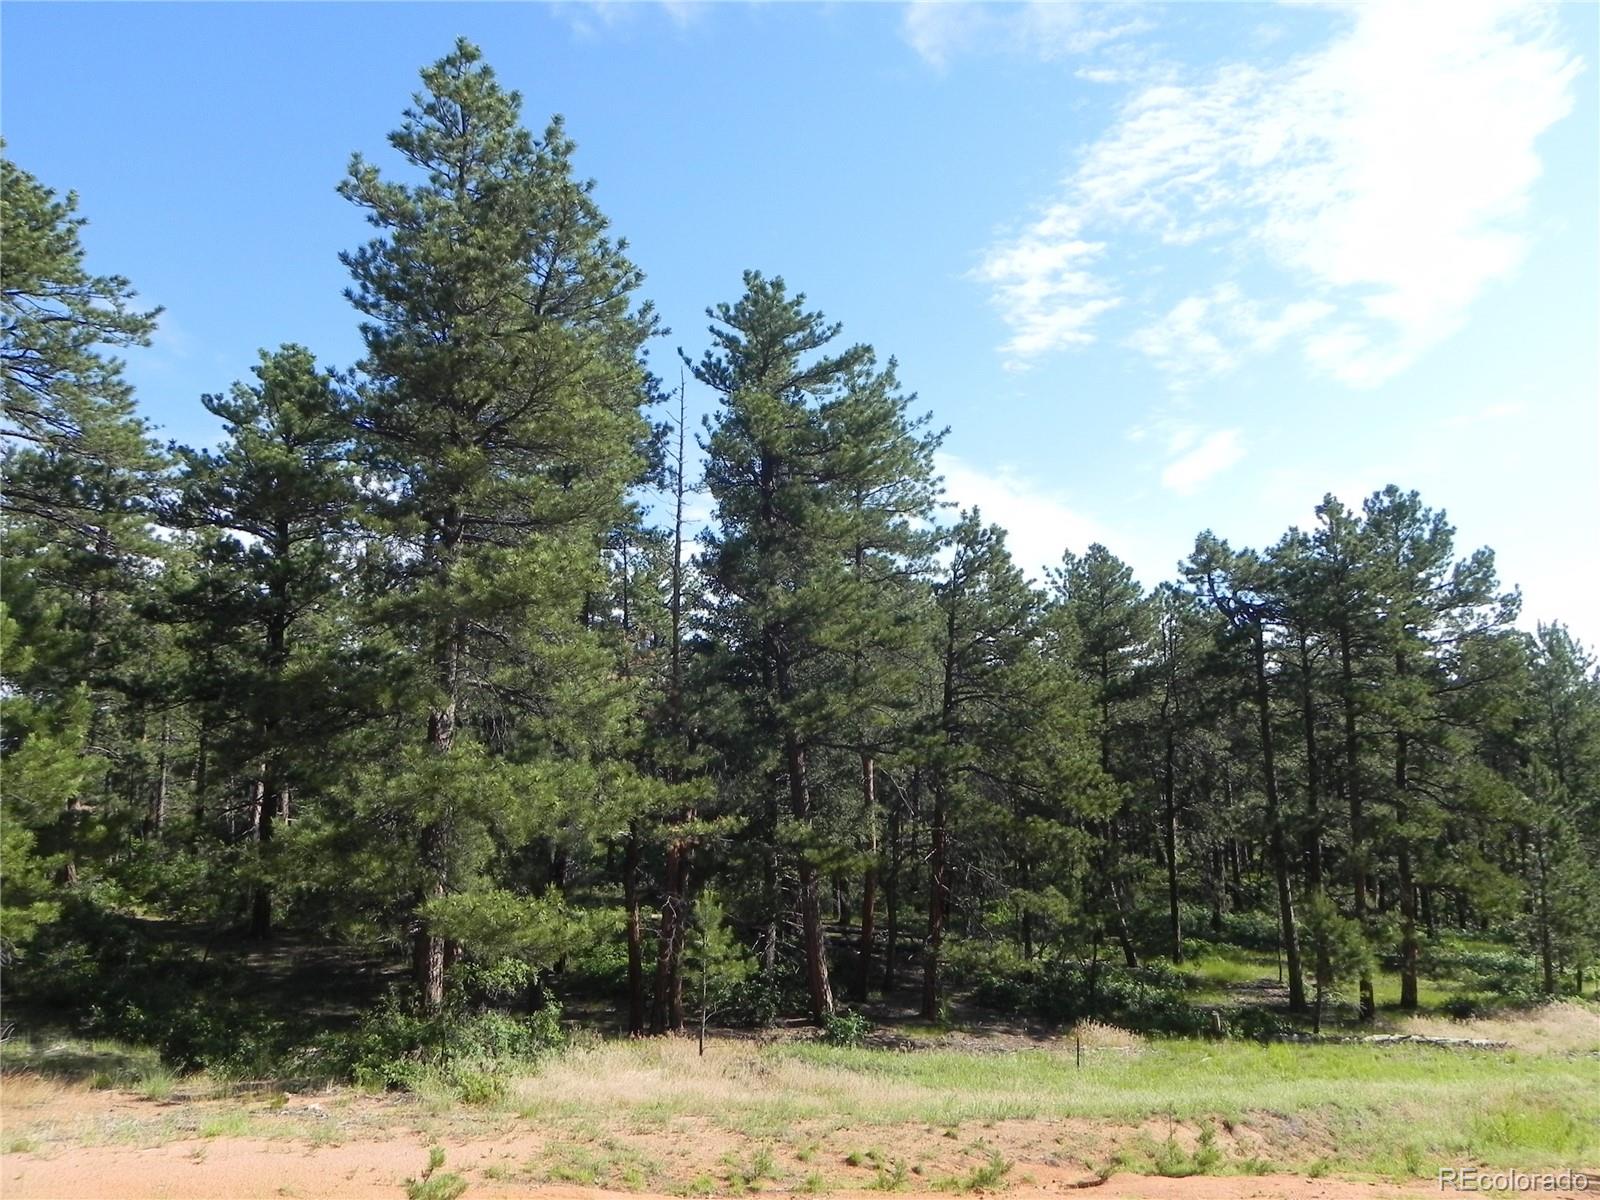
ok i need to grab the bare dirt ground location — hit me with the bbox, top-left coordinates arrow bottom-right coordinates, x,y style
3,1077 -> 1585,1200
2,1136 -> 1510,1200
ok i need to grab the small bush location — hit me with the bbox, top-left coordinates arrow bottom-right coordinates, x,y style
721,968 -> 802,1028
406,1146 -> 468,1200
822,1009 -> 871,1047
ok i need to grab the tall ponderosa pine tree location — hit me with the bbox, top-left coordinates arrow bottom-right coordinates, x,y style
1,151 -> 168,891
166,345 -> 361,936
695,272 -> 935,1022
1050,545 -> 1151,968
921,514 -> 1104,1017
1185,533 -> 1308,1012
340,40 -> 656,1008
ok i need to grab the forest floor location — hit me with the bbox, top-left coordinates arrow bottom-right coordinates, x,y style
3,1000 -> 1596,1200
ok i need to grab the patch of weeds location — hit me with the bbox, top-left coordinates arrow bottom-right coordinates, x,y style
794,1139 -> 819,1163
1095,1149 -> 1137,1182
450,1067 -> 506,1107
1401,1142 -> 1426,1178
545,1139 -> 659,1190
1237,1156 -> 1275,1176
672,1175 -> 716,1197
965,1150 -> 1012,1191
720,1145 -> 777,1193
1306,1158 -> 1332,1179
1194,1123 -> 1222,1174
137,1065 -> 176,1100
822,1010 -> 871,1048
1151,1138 -> 1190,1178
198,1110 -> 251,1139
938,1149 -> 1013,1193
406,1146 -> 469,1200
845,1150 -> 868,1168
1149,1123 -> 1221,1178
801,1172 -> 828,1193
3,1137 -> 38,1155
871,1156 -> 909,1191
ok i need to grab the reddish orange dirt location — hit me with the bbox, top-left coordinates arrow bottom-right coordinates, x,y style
2,1140 -> 1536,1200
12,1131 -> 1591,1200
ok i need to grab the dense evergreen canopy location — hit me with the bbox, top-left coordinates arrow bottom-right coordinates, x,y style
2,44 -> 1595,1066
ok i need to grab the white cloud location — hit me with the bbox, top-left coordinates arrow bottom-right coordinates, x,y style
935,450 -> 1108,577
970,207 -> 1119,362
902,1 -> 1148,70
1129,283 -> 1333,384
1160,429 -> 1245,494
556,1 -> 703,39
978,0 -> 1580,383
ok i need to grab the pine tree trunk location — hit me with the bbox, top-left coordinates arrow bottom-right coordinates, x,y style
921,784 -> 947,1021
1252,624 -> 1306,1012
651,837 -> 689,1034
249,783 -> 286,940
1209,843 -> 1225,934
1298,636 -> 1330,992
625,823 -> 645,1035
1340,628 -> 1374,1021
1393,654 -> 1420,1011
1163,727 -> 1182,962
855,755 -> 877,1002
786,732 -> 834,1023
416,818 -> 448,1011
1535,830 -> 1556,994
882,775 -> 904,994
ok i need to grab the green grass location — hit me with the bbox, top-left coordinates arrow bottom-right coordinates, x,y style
1175,935 -> 1539,1017
545,1137 -> 664,1189
197,1110 -> 252,1138
770,1037 -> 1596,1171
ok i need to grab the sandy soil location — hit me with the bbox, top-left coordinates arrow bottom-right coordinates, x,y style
4,1139 -> 1547,1200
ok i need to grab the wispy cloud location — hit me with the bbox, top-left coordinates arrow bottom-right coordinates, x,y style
970,207 -> 1119,361
935,450 -> 1108,577
555,0 -> 703,40
1160,429 -> 1245,494
978,1 -> 1580,382
1129,284 -> 1333,386
901,1 -> 1148,71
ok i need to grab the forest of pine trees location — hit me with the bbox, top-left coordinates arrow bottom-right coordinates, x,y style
3,43 -> 1597,1067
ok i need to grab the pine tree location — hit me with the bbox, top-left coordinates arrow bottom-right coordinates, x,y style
165,345 -> 361,936
1361,486 -> 1519,1009
1185,532 -> 1308,1012
1050,545 -> 1151,967
2,151 -> 161,529
340,40 -> 656,1008
920,513 -> 1085,1018
1,151 -> 169,888
697,273 -> 855,1021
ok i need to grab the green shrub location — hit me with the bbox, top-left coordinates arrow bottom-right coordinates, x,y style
326,991 -> 564,1091
721,967 -> 802,1028
406,1146 -> 469,1200
822,1009 -> 871,1047
967,957 -> 1217,1035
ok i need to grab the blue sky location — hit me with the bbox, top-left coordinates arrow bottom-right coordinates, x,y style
4,1 -> 1595,643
